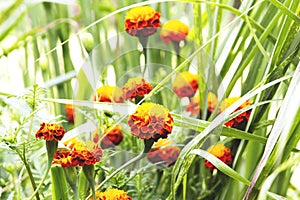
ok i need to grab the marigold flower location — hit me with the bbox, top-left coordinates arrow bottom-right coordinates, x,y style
65,104 -> 74,123
100,125 -> 123,149
35,123 -> 66,141
93,188 -> 132,200
53,139 -> 102,167
204,144 -> 232,170
173,72 -> 198,98
147,139 -> 180,166
128,103 -> 173,141
94,86 -> 124,103
160,20 -> 189,44
186,92 -> 218,116
125,6 -> 160,37
219,97 -> 252,130
122,77 -> 152,100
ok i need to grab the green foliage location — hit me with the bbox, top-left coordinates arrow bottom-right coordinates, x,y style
0,0 -> 300,199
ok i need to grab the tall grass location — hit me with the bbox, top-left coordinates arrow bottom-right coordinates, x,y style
0,0 -> 299,199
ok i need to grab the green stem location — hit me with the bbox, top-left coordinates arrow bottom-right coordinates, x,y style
85,139 -> 154,200
18,145 -> 40,200
28,164 -> 51,200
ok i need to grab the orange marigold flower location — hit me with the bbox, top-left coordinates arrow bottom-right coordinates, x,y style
100,125 -> 123,149
53,140 -> 102,167
128,103 -> 173,141
65,104 -> 74,123
35,123 -> 66,141
122,77 -> 152,100
186,92 -> 218,116
160,20 -> 189,44
173,72 -> 198,98
204,144 -> 232,170
125,6 -> 160,37
94,86 -> 124,103
147,139 -> 180,166
219,97 -> 252,130
93,188 -> 132,200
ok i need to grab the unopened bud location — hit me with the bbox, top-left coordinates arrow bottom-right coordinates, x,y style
39,54 -> 48,71
81,32 -> 94,53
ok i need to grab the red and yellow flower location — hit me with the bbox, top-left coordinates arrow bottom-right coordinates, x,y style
92,188 -> 132,200
65,104 -> 74,123
122,77 -> 152,100
173,72 -> 198,98
204,144 -> 232,170
186,92 -> 218,116
53,139 -> 102,167
100,125 -> 123,149
35,123 -> 66,141
128,102 -> 173,141
160,20 -> 189,44
147,139 -> 180,166
94,86 -> 124,103
219,97 -> 252,130
125,6 -> 160,37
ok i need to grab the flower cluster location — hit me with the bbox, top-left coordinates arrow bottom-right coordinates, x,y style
128,102 -> 173,141
122,77 -> 152,100
186,92 -> 218,117
160,20 -> 189,44
204,144 -> 233,170
98,125 -> 123,149
147,139 -> 180,166
220,97 -> 252,130
35,123 -> 66,141
173,71 -> 198,98
94,85 -> 124,103
125,6 -> 160,37
53,139 -> 102,167
93,188 -> 132,200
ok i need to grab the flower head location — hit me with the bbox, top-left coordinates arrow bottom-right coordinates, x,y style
204,144 -> 232,170
173,72 -> 198,98
128,103 -> 173,141
53,139 -> 102,167
94,86 -> 124,103
93,188 -> 132,200
147,139 -> 180,166
125,6 -> 160,37
100,125 -> 123,149
122,77 -> 152,100
65,104 -> 74,123
219,97 -> 252,130
160,20 -> 189,44
35,123 -> 66,141
186,92 -> 218,116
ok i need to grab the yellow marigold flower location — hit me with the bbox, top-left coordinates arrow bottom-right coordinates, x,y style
94,86 -> 124,103
219,97 -> 252,130
100,125 -> 123,149
125,6 -> 160,37
147,139 -> 180,166
173,71 -> 198,98
93,188 -> 132,200
204,144 -> 232,170
186,92 -> 218,116
160,20 -> 189,44
122,77 -> 152,100
128,102 -> 173,141
35,123 -> 66,141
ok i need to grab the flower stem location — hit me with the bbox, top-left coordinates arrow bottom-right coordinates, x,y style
85,139 -> 153,200
28,164 -> 51,200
